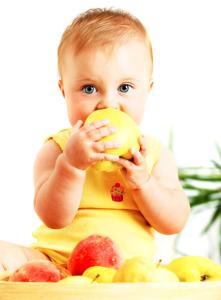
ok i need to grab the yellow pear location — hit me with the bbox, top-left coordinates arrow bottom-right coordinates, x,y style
83,266 -> 116,283
166,256 -> 221,282
113,256 -> 155,283
59,275 -> 92,284
84,108 -> 140,172
144,266 -> 179,283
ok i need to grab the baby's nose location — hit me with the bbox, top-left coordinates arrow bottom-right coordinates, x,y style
96,97 -> 119,110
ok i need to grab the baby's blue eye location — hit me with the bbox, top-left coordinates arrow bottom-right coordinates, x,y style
118,84 -> 131,93
82,85 -> 96,94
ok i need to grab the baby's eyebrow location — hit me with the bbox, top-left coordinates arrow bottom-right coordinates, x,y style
74,77 -> 141,85
120,78 -> 141,83
75,78 -> 97,83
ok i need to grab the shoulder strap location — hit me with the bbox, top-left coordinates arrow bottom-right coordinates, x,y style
45,128 -> 72,151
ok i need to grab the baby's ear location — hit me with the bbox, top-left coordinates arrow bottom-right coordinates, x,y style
58,79 -> 65,97
149,78 -> 154,90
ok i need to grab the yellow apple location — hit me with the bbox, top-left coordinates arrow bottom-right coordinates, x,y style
113,256 -> 155,283
143,267 -> 179,283
84,108 -> 141,172
166,256 -> 221,282
59,275 -> 92,284
113,256 -> 179,283
83,266 -> 116,283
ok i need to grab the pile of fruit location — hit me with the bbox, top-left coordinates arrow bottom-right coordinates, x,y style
1,234 -> 221,284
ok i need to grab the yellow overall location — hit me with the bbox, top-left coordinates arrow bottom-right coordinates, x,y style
32,128 -> 161,264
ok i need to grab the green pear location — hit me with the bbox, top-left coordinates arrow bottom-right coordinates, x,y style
144,267 -> 179,283
113,257 -> 155,283
113,256 -> 179,283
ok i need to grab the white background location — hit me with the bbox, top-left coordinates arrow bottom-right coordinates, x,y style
0,0 -> 220,262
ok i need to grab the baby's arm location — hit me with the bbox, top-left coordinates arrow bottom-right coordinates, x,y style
132,146 -> 190,234
33,139 -> 85,229
34,120 -> 119,229
116,139 -> 190,235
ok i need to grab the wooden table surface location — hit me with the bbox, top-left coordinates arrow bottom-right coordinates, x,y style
0,281 -> 221,300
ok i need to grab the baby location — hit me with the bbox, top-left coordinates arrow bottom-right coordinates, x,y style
0,8 -> 190,272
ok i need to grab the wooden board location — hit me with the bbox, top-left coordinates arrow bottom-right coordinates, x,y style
0,281 -> 221,300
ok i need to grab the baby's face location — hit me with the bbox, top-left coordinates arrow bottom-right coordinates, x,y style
59,39 -> 153,125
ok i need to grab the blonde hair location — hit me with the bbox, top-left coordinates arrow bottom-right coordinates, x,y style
58,8 -> 153,78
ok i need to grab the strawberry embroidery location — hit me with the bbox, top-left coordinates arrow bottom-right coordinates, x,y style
110,182 -> 124,202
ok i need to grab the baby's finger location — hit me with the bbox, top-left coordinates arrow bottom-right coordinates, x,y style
116,157 -> 134,170
93,141 -> 122,152
86,125 -> 117,141
103,153 -> 120,162
93,153 -> 119,162
131,147 -> 145,166
84,119 -> 109,132
71,120 -> 83,135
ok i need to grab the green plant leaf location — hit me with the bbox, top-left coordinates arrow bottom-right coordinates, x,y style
201,205 -> 221,234
190,194 -> 220,207
179,166 -> 215,173
179,173 -> 221,181
211,159 -> 221,170
178,143 -> 221,260
182,182 -> 220,194
215,142 -> 221,161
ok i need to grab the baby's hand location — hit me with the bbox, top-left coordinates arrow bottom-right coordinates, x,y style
114,135 -> 150,190
63,119 -> 120,170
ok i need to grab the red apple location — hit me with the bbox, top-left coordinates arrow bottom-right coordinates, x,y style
67,235 -> 124,275
9,260 -> 61,282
